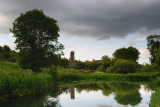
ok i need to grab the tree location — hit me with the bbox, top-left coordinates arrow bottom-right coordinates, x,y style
106,59 -> 138,74
85,60 -> 92,70
75,60 -> 86,70
10,9 -> 64,72
60,58 -> 69,67
3,45 -> 11,59
0,46 -> 3,53
113,46 -> 140,62
97,55 -> 112,72
147,35 -> 160,63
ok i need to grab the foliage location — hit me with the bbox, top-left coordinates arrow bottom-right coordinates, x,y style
0,45 -> 17,62
113,46 -> 140,62
57,66 -> 75,73
106,59 -> 138,74
1,61 -> 160,102
58,68 -> 160,82
3,45 -> 11,59
75,60 -> 100,70
147,35 -> 160,64
74,60 -> 86,70
60,58 -> 69,67
149,87 -> 160,107
0,68 -> 53,100
140,64 -> 160,73
91,60 -> 101,70
84,60 -> 93,70
10,9 -> 64,72
96,56 -> 112,72
47,66 -> 60,81
0,61 -> 19,69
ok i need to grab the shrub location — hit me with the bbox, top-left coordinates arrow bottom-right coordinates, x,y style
47,66 -> 60,81
75,61 -> 86,70
140,64 -> 160,73
106,59 -> 138,74
96,65 -> 106,72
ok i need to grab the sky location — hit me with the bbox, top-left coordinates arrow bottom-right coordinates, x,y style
0,0 -> 160,64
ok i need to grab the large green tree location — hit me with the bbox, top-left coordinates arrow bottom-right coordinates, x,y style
113,46 -> 140,62
147,35 -> 160,64
10,9 -> 64,71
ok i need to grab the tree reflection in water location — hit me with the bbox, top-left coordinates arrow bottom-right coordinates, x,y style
63,82 -> 143,106
0,84 -> 62,107
0,82 -> 152,107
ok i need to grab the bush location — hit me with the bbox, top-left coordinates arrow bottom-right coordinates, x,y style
75,61 -> 86,70
47,66 -> 60,81
140,64 -> 160,73
96,65 -> 106,72
106,59 -> 138,74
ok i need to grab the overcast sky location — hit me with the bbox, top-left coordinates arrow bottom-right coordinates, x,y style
1,0 -> 160,63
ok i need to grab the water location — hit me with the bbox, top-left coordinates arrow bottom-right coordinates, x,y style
0,82 -> 153,107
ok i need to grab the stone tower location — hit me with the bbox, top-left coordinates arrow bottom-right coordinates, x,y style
69,51 -> 75,68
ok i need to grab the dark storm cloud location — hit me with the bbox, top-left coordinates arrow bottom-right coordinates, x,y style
1,0 -> 160,39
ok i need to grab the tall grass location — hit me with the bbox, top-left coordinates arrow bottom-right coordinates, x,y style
0,62 -> 53,101
0,61 -> 19,69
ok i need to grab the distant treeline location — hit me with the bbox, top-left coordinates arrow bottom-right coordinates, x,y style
74,46 -> 141,74
0,45 -> 17,62
0,45 -> 69,68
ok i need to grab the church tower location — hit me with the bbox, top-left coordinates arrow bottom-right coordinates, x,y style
69,51 -> 75,68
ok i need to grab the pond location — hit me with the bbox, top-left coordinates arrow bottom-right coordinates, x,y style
0,81 -> 153,107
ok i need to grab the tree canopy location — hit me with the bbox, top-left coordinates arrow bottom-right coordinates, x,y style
147,35 -> 160,64
10,9 -> 64,71
113,46 -> 140,62
0,45 -> 17,62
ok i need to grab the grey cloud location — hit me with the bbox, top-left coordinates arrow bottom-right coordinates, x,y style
0,0 -> 160,39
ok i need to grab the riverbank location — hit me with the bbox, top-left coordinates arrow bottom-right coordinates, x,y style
0,62 -> 53,101
59,71 -> 160,82
1,61 -> 160,107
0,81 -> 153,107
149,77 -> 160,106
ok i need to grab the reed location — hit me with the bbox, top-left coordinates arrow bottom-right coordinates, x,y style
0,64 -> 53,100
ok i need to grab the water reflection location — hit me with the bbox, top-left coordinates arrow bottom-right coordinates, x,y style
0,82 -> 153,107
69,82 -> 142,106
111,83 -> 142,106
69,87 -> 75,99
59,82 -> 152,107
